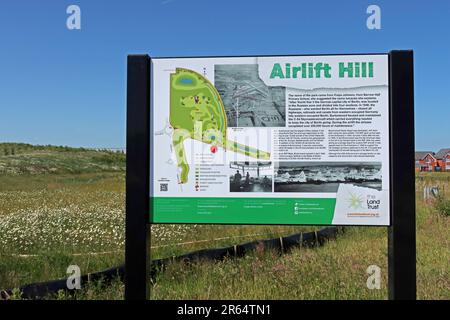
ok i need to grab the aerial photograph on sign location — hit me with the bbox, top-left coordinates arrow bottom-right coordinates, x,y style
215,64 -> 286,127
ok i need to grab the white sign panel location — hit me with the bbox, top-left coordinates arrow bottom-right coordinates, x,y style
150,54 -> 390,225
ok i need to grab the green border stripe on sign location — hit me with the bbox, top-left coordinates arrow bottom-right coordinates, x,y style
152,197 -> 336,225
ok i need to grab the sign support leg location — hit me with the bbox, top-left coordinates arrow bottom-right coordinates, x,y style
125,54 -> 151,300
388,50 -> 416,300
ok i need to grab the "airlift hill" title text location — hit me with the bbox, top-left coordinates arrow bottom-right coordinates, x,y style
270,62 -> 374,79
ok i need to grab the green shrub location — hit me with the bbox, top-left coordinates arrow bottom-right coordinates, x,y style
434,196 -> 450,217
92,153 -> 125,167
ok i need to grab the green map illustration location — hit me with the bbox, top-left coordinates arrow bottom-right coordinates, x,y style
170,68 -> 270,184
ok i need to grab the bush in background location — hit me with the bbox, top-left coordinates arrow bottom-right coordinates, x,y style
434,196 -> 450,217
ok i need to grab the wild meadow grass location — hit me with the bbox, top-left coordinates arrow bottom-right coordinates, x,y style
0,172 -> 311,294
0,168 -> 449,299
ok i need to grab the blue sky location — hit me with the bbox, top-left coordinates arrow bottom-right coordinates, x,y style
0,0 -> 449,150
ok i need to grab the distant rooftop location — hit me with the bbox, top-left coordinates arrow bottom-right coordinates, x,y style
435,148 -> 450,159
415,151 -> 434,160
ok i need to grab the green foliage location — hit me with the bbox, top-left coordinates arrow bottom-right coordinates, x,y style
56,289 -> 69,300
434,196 -> 450,217
416,171 -> 450,182
0,142 -> 125,175
9,288 -> 22,300
91,153 -> 125,167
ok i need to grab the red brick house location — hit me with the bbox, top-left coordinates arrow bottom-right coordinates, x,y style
435,148 -> 450,172
415,151 -> 438,172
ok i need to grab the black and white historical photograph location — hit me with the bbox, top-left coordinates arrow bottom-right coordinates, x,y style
274,162 -> 382,192
229,161 -> 273,192
215,64 -> 286,127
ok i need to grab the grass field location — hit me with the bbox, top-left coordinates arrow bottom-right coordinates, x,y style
0,145 -> 448,300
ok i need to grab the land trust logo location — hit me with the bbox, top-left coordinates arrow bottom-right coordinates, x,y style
347,191 -> 365,210
346,191 -> 381,210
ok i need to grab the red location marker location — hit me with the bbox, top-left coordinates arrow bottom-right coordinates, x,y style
210,146 -> 218,154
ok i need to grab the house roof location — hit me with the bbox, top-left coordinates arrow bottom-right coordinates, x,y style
435,148 -> 450,159
415,151 -> 434,161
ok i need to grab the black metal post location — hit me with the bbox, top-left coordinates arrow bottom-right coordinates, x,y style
125,55 -> 151,300
388,50 -> 416,300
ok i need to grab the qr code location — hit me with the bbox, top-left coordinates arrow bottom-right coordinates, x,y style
160,183 -> 168,192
